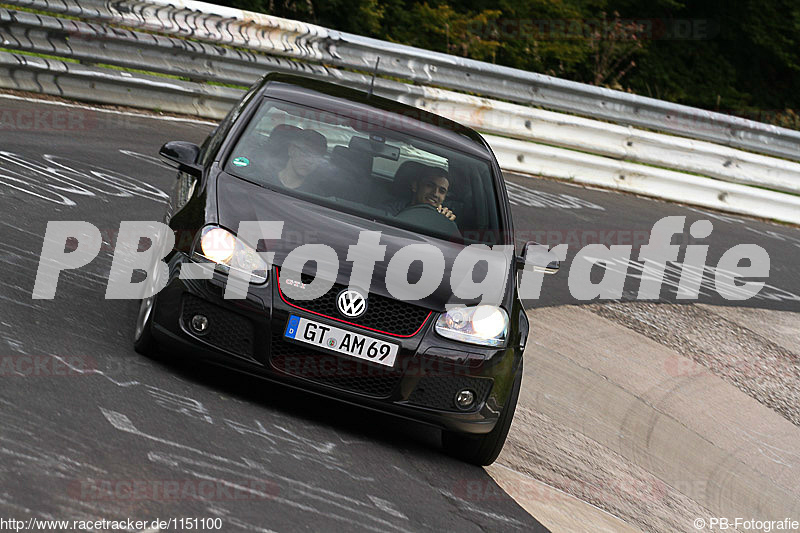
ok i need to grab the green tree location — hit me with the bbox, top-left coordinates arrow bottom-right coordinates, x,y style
384,2 -> 502,61
212,0 -> 800,128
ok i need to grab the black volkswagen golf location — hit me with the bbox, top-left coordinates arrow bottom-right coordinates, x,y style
133,73 -> 556,465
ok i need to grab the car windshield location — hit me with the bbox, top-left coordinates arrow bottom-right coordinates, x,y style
224,99 -> 504,245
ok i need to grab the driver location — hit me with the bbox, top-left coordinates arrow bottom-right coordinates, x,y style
409,167 -> 457,221
388,166 -> 460,239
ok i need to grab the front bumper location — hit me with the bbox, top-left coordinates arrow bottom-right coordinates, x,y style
149,253 -> 521,435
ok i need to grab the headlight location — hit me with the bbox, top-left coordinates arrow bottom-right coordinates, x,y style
435,305 -> 509,347
200,227 -> 235,264
193,226 -> 268,283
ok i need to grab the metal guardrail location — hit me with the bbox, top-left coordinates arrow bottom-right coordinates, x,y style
0,50 -> 240,117
1,0 -> 800,224
488,135 -> 800,225
417,89 -> 800,195
0,8 -> 383,92
8,0 -> 799,162
0,9 -> 268,85
0,6 -> 433,109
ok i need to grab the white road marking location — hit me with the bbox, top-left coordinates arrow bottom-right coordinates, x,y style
368,495 -> 408,520
119,150 -> 175,170
506,181 -> 605,210
0,151 -> 169,207
146,387 -> 214,425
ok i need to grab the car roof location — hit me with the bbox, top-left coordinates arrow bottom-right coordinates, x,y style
259,73 -> 494,160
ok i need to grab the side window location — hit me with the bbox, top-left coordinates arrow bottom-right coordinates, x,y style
199,81 -> 261,166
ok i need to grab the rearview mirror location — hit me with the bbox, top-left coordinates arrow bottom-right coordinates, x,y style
159,141 -> 202,176
517,241 -> 560,274
349,136 -> 400,160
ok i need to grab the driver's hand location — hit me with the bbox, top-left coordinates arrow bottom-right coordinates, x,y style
437,205 -> 456,221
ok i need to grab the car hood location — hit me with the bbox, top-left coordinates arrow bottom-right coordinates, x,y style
216,172 -> 513,311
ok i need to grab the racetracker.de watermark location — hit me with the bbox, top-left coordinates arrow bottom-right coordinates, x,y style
0,108 -> 146,132
0,355 -> 97,376
273,352 -> 486,378
454,476 -> 668,504
465,18 -> 719,41
68,478 -> 280,501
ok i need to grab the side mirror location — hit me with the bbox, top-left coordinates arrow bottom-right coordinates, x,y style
159,141 -> 202,177
516,241 -> 560,275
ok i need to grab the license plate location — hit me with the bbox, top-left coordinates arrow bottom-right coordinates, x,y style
284,315 -> 399,367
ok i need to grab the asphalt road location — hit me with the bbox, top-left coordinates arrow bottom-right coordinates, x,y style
0,97 -> 545,532
1,96 -> 799,531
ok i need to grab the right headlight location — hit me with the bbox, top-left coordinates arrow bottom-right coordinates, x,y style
435,305 -> 509,347
192,226 -> 268,283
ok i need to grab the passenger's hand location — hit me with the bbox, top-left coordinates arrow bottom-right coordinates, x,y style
437,205 -> 456,221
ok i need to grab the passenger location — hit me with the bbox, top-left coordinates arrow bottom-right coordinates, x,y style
264,124 -> 303,170
274,129 -> 328,193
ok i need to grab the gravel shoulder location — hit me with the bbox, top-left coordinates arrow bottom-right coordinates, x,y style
488,303 -> 800,533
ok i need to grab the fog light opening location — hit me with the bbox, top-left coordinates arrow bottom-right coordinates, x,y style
455,389 -> 476,410
191,314 -> 209,335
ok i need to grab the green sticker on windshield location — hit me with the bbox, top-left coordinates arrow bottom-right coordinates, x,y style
232,156 -> 250,167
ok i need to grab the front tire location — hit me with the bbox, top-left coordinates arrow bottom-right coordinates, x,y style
442,363 -> 522,466
133,295 -> 158,356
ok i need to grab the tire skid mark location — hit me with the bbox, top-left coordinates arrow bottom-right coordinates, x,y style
0,242 -> 111,285
98,409 -> 415,533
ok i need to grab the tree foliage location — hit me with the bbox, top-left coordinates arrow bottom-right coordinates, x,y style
214,0 -> 800,127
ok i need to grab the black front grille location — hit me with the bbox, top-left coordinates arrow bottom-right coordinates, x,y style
269,331 -> 403,398
181,294 -> 255,358
278,270 -> 431,337
408,376 -> 493,411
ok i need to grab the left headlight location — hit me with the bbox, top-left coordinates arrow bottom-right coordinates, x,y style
192,226 -> 268,283
435,305 -> 509,347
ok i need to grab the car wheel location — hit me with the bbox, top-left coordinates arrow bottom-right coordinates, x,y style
442,363 -> 522,466
133,295 -> 158,356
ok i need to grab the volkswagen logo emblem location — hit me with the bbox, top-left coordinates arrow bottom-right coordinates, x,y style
337,289 -> 367,318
